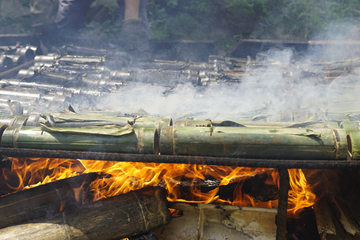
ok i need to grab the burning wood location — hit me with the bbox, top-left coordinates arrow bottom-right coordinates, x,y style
0,174 -> 96,229
0,186 -> 171,240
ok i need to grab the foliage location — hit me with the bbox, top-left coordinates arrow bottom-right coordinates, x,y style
146,0 -> 360,50
1,0 -> 360,51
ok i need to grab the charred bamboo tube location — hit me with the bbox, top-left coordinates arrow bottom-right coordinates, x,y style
1,126 -> 159,154
0,187 -> 171,240
29,46 -> 43,56
4,55 -> 25,65
159,126 -> 347,159
0,56 -> 13,71
0,174 -> 96,229
15,47 -> 34,61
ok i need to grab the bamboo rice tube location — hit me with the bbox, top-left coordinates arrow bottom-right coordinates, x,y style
160,126 -> 347,159
34,55 -> 58,63
0,187 -> 171,240
1,125 -> 159,154
0,116 -> 27,127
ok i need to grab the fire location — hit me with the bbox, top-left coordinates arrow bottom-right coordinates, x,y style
0,157 -> 318,217
287,169 -> 317,217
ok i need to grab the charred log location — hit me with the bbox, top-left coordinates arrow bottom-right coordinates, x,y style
0,187 -> 171,240
0,174 -> 97,229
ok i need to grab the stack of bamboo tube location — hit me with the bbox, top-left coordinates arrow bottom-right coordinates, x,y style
0,109 -> 358,160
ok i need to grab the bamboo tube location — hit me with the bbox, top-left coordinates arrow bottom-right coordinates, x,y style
1,126 -> 159,154
2,55 -> 24,66
159,126 -> 347,159
34,55 -> 58,63
15,47 -> 34,61
59,56 -> 104,64
0,116 -> 27,127
0,174 -> 96,229
0,56 -> 13,71
0,187 -> 171,240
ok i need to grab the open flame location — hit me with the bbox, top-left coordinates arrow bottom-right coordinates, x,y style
0,157 -> 317,218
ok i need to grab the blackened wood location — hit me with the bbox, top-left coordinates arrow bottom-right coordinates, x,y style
329,194 -> 360,235
0,187 -> 171,240
314,197 -> 336,235
0,174 -> 97,229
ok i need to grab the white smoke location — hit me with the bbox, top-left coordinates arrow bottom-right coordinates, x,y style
76,22 -> 360,122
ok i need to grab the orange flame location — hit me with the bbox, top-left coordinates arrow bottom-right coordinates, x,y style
0,158 -> 318,217
287,169 -> 317,217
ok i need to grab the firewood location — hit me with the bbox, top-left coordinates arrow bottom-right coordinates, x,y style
313,196 -> 336,235
0,187 -> 171,240
0,174 -> 97,229
329,194 -> 360,236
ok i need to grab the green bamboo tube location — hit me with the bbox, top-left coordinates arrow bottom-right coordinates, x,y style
160,126 -> 347,160
343,121 -> 360,160
0,116 -> 27,127
1,126 -> 158,154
